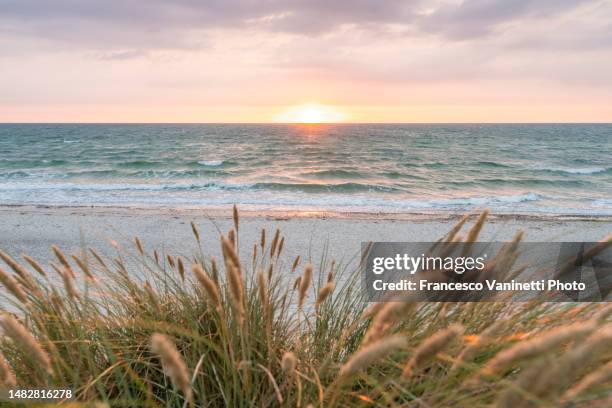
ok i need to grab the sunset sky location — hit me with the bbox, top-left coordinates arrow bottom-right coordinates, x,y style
1,0 -> 612,123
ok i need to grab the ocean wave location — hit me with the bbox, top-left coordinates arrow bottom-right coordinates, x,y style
463,178 -> 592,188
2,185 -> 608,215
0,180 -> 401,194
117,160 -> 166,168
41,159 -> 67,165
198,160 -> 224,166
132,169 -> 226,178
425,193 -> 541,207
536,166 -> 608,175
217,192 -> 543,211
252,182 -> 399,193
0,181 -> 250,192
0,179 -> 539,203
301,169 -> 367,179
475,161 -> 511,168
380,171 -> 427,180
0,171 -> 69,180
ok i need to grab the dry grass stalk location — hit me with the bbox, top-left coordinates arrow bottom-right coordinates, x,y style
134,237 -> 144,256
257,269 -> 268,313
563,359 -> 612,400
0,265 -> 28,303
190,221 -> 200,243
402,324 -> 464,378
327,261 -> 335,283
0,250 -> 40,295
495,357 -> 552,408
228,229 -> 236,248
260,228 -> 266,250
143,281 -> 160,312
293,276 -> 301,291
143,280 -> 156,297
210,257 -> 219,286
270,229 -> 280,258
444,214 -> 470,242
51,245 -> 75,278
557,234 -> 612,279
22,254 -> 47,278
582,233 -> 612,260
451,320 -> 505,372
89,248 -> 108,269
56,263 -> 80,300
167,255 -> 175,269
541,326 -> 612,397
0,315 -> 53,375
49,288 -> 64,312
150,333 -> 192,402
339,335 -> 406,380
226,262 -> 245,324
192,264 -> 222,310
486,231 -> 523,274
277,237 -> 285,258
153,250 -> 160,266
114,257 -> 128,277
316,282 -> 334,308
221,236 -> 241,271
259,270 -> 273,369
497,326 -> 612,408
298,263 -> 313,308
267,263 -> 274,282
281,352 -> 297,377
0,250 -> 26,277
360,242 -> 373,269
177,257 -> 185,282
483,321 -> 596,375
460,210 -> 489,257
465,210 -> 489,242
233,204 -> 239,232
0,351 -> 16,388
362,301 -> 414,346
291,256 -> 300,273
71,254 -> 95,281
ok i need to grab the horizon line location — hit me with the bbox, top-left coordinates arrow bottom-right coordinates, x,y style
1,122 -> 612,125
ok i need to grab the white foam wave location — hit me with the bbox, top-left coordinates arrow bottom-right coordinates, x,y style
425,193 -> 540,207
537,166 -> 607,175
1,186 -> 609,215
0,181 -> 251,192
198,160 -> 224,166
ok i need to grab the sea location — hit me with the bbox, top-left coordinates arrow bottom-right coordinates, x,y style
0,124 -> 610,216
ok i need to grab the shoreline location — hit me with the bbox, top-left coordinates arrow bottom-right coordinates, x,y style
1,204 -> 610,271
2,203 -> 611,222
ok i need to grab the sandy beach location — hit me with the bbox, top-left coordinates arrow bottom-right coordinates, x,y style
2,205 -> 610,269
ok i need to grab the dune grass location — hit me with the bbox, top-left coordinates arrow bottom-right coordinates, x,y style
0,209 -> 611,407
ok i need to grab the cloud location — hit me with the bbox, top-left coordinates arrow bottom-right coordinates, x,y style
96,49 -> 149,61
0,0 -> 603,49
418,0 -> 593,38
1,0 -> 611,117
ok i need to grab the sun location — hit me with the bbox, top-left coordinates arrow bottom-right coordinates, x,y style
275,103 -> 347,123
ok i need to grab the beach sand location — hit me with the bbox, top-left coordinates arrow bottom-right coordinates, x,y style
1,205 -> 610,271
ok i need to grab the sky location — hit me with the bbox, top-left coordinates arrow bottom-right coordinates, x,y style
1,0 -> 612,123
